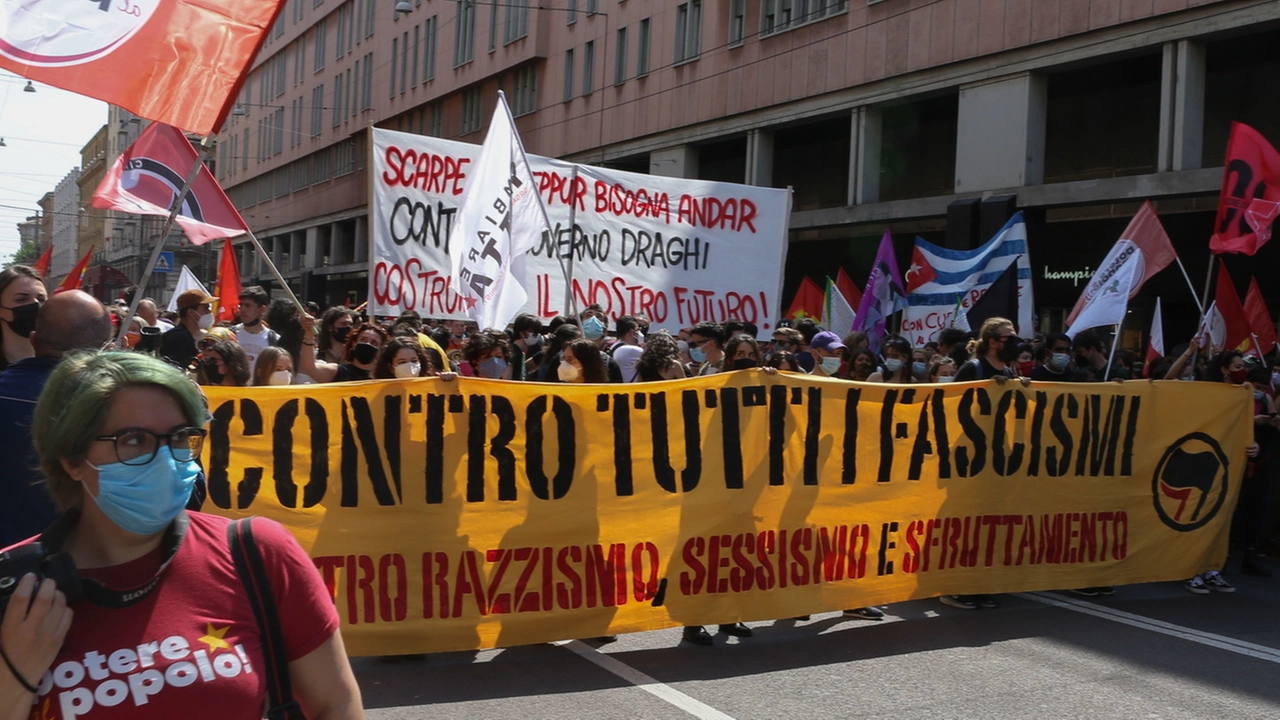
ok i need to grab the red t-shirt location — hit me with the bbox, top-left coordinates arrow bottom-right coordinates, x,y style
17,513 -> 338,720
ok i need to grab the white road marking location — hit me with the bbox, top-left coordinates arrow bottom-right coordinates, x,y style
560,640 -> 738,720
1017,591 -> 1280,664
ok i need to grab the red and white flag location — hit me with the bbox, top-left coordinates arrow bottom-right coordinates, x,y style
92,123 -> 248,245
1210,123 -> 1280,256
1145,297 -> 1163,374
449,92 -> 548,330
1067,202 -> 1175,326
0,0 -> 285,136
1244,277 -> 1277,357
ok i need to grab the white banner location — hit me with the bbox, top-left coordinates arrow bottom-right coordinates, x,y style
370,129 -> 793,335
1065,240 -> 1143,338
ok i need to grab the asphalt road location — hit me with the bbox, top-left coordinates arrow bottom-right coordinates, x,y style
353,564 -> 1280,719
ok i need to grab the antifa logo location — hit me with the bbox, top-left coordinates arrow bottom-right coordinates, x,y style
1151,433 -> 1229,532
123,158 -> 207,222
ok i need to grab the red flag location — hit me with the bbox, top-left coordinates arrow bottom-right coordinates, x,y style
835,268 -> 862,310
30,246 -> 51,278
214,241 -> 243,324
0,1 -> 285,136
785,277 -> 825,321
1210,123 -> 1280,255
1244,278 -> 1277,357
1215,263 -> 1252,354
1065,202 -> 1175,327
55,246 -> 94,293
1145,297 -> 1163,376
92,123 -> 248,246
904,245 -> 938,293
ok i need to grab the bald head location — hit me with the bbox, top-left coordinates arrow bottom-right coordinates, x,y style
33,290 -> 113,359
137,298 -> 158,325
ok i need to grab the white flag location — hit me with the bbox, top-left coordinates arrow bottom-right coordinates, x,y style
1149,297 -> 1164,357
166,266 -> 208,312
1198,301 -> 1226,353
449,92 -> 548,330
1065,241 -> 1144,337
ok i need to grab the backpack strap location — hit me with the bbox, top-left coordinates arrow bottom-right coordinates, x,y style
228,518 -> 307,720
967,358 -> 984,380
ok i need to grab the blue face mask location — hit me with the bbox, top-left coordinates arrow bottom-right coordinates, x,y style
583,316 -> 606,340
912,361 -> 928,378
689,346 -> 708,363
479,356 -> 508,379
86,446 -> 198,535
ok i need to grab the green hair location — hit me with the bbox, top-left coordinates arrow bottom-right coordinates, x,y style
32,351 -> 207,510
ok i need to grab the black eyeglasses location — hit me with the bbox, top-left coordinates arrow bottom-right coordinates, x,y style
93,427 -> 208,466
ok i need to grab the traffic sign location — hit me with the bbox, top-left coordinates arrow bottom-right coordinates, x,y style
154,251 -> 174,273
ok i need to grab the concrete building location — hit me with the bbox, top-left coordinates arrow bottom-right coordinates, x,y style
48,169 -> 81,286
219,0 -> 1280,340
77,125 -> 115,299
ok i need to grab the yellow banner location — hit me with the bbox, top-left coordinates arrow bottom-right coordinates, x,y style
201,373 -> 1250,655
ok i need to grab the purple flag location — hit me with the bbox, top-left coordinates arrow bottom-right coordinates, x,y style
853,230 -> 908,350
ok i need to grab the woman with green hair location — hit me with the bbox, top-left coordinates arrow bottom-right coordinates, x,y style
0,351 -> 363,719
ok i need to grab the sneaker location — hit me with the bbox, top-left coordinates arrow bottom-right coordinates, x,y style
1185,575 -> 1210,594
976,595 -> 1000,608
843,606 -> 885,620
939,595 -> 978,610
1094,586 -> 1115,596
682,626 -> 714,646
1070,587 -> 1099,597
718,622 -> 754,638
1203,571 -> 1236,593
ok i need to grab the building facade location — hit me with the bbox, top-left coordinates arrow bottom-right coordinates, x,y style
49,169 -> 81,286
219,0 -> 1280,341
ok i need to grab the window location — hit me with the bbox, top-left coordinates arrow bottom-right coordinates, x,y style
461,88 -> 483,134
336,3 -> 351,58
563,48 -> 574,101
454,0 -> 476,66
761,0 -> 847,37
567,0 -> 576,24
411,26 -> 420,86
365,0 -> 377,36
390,37 -> 398,96
614,28 -> 627,85
637,18 -> 650,76
314,19 -> 327,71
587,0 -> 597,13
294,38 -> 306,85
362,52 -> 374,108
345,68 -> 352,118
504,0 -> 528,43
582,41 -> 594,96
400,31 -> 409,92
242,129 -> 249,170
311,84 -> 324,136
352,60 -> 361,116
511,65 -> 537,116
423,16 -> 437,80
334,73 -> 345,125
430,102 -> 443,136
275,54 -> 287,97
487,0 -> 497,52
289,100 -> 298,147
674,0 -> 701,63
729,0 -> 745,46
273,108 -> 285,155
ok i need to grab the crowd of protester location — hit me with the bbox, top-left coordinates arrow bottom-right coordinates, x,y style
2,263 -> 1276,648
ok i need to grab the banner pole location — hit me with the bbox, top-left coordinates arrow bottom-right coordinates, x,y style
113,134 -> 216,349
561,165 -> 579,318
242,228 -> 306,314
1174,256 -> 1205,316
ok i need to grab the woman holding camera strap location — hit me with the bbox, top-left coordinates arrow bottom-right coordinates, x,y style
0,352 -> 363,719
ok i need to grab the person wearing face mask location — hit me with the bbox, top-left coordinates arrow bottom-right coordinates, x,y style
1,351 -> 365,718
252,346 -> 296,386
559,339 -> 610,383
723,334 -> 763,371
866,336 -> 914,384
461,330 -> 513,380
197,339 -> 252,387
843,348 -> 878,382
808,331 -> 846,378
910,347 -> 934,381
953,318 -> 1018,384
160,289 -> 218,371
230,286 -> 279,367
688,322 -> 727,376
607,315 -> 647,382
928,357 -> 958,382
0,290 -> 113,548
374,337 -> 433,379
509,314 -> 545,381
0,265 -> 49,375
298,317 -> 387,382
1030,333 -> 1075,381
316,307 -> 357,364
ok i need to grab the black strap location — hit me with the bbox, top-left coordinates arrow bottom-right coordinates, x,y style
228,519 -> 306,720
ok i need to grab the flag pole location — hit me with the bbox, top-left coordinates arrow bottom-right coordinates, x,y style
1103,319 -> 1122,381
113,135 -> 217,349
496,90 -> 578,320
241,228 -> 306,313
561,164 -> 579,317
1174,257 -> 1205,315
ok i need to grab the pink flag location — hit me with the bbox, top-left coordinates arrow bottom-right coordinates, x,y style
1067,202 -> 1174,326
92,123 -> 248,245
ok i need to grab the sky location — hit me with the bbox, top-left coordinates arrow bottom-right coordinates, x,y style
0,70 -> 108,264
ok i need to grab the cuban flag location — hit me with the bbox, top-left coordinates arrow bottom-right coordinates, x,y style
901,213 -> 1034,346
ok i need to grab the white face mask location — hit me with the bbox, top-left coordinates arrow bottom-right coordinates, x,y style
526,333 -> 544,348
677,340 -> 689,354
268,370 -> 293,386
197,312 -> 215,330
558,361 -> 580,382
394,362 -> 421,379
633,331 -> 645,346
819,356 -> 841,375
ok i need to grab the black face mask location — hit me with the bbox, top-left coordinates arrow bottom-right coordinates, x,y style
203,357 -> 224,384
997,339 -> 1022,363
352,342 -> 379,365
333,326 -> 352,343
2,301 -> 40,339
242,317 -> 261,327
731,357 -> 757,371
